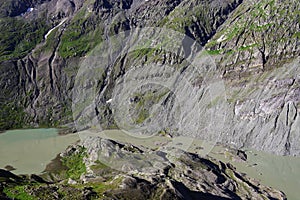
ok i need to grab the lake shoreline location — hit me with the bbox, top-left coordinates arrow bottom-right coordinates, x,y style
0,128 -> 79,175
0,126 -> 76,136
1,128 -> 299,199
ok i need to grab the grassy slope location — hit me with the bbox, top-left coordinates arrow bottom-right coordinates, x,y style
0,17 -> 48,62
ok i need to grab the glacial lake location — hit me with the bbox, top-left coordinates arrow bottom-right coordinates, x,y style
0,128 -> 299,200
209,146 -> 300,200
0,129 -> 79,174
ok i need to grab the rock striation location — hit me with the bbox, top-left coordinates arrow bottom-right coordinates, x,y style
0,0 -> 299,156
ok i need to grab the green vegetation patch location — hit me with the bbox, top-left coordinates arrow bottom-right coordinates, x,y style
4,185 -> 37,200
0,17 -> 48,61
0,102 -> 27,130
206,49 -> 223,55
160,2 -> 212,37
59,12 -> 103,58
62,146 -> 87,180
130,89 -> 169,124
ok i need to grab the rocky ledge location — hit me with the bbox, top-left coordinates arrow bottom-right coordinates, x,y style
0,136 -> 286,200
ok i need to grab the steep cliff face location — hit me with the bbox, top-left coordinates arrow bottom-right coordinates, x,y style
0,0 -> 299,156
0,0 -> 241,128
206,0 -> 300,155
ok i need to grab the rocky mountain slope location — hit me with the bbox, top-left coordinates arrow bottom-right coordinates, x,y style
206,0 -> 300,156
0,0 -> 299,157
0,137 -> 287,199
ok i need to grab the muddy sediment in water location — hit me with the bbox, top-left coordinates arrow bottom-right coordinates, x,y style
0,129 -> 79,174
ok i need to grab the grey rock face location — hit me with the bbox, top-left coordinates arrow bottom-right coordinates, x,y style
0,0 -> 299,157
218,59 -> 300,156
0,0 -> 240,128
80,136 -> 286,199
0,0 -> 49,17
205,0 -> 300,155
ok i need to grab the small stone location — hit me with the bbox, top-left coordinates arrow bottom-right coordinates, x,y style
68,178 -> 77,185
4,165 -> 16,171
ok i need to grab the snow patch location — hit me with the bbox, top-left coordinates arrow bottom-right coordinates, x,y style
44,18 -> 67,40
27,8 -> 34,12
217,34 -> 227,43
20,7 -> 34,16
